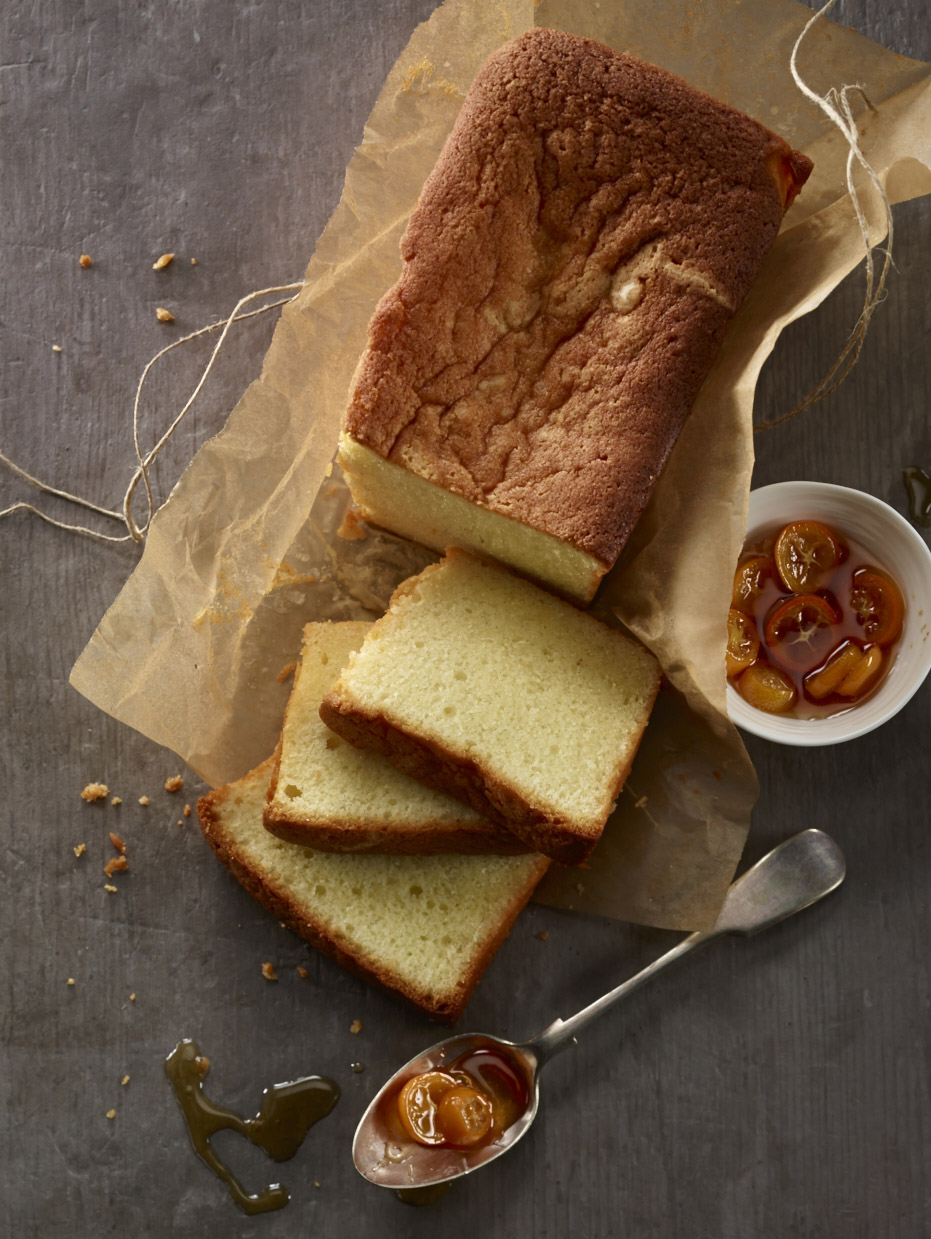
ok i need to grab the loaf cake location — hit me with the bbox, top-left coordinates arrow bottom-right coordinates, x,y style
197,760 -> 549,1021
320,551 -> 661,865
339,28 -> 812,603
265,621 -> 528,853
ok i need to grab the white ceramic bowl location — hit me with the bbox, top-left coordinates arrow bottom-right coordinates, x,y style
726,481 -> 931,746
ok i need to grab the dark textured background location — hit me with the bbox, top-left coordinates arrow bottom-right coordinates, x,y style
1,2 -> 928,1236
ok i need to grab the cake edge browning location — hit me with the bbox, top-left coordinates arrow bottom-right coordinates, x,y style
318,689 -> 658,867
342,28 -> 814,590
198,760 -> 550,1023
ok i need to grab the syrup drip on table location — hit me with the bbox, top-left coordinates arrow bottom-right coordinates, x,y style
165,1038 -> 340,1215
903,466 -> 931,525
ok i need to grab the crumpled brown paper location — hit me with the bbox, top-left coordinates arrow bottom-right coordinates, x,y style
70,0 -> 931,930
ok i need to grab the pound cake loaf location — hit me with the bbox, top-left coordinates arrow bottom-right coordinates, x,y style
198,760 -> 548,1022
265,621 -> 528,853
340,28 -> 812,603
320,551 -> 661,865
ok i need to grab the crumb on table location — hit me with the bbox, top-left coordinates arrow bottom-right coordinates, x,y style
261,962 -> 278,982
296,966 -> 309,979
349,1019 -> 362,1035
109,833 -> 125,853
111,796 -> 122,806
164,775 -> 183,792
183,804 -> 191,817
73,843 -> 86,858
138,796 -> 149,807
81,783 -> 108,802
103,855 -> 128,878
104,884 -> 118,894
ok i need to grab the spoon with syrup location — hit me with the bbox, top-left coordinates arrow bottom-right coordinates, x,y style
353,828 -> 845,1194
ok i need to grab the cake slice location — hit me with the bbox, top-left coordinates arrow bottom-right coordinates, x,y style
264,621 -> 528,853
340,28 -> 813,603
198,760 -> 549,1022
320,551 -> 661,865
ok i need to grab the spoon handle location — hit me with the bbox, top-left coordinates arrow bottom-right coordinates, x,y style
526,828 -> 845,1066
527,926 -> 715,1064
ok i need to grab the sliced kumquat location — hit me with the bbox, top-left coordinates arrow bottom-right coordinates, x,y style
726,608 -> 760,677
397,1071 -> 459,1145
764,593 -> 842,672
774,520 -> 844,593
804,642 -> 863,700
849,568 -> 905,646
435,1086 -> 494,1148
836,644 -> 883,697
732,555 -> 776,613
736,662 -> 797,713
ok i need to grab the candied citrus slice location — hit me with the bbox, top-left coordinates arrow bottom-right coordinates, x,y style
435,1086 -> 494,1148
764,593 -> 841,671
726,608 -> 760,677
774,521 -> 843,593
836,644 -> 883,697
804,642 -> 863,700
736,662 -> 797,713
850,568 -> 905,646
732,555 -> 776,614
397,1071 -> 458,1145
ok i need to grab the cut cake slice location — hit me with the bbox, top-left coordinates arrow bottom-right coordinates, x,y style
340,28 -> 812,602
265,621 -> 528,854
197,759 -> 549,1022
320,551 -> 661,865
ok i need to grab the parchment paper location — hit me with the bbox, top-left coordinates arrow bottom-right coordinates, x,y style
70,0 -> 931,930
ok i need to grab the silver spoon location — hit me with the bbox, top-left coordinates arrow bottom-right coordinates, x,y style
352,828 -> 845,1191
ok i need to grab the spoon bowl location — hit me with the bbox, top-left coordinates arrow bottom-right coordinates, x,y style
353,829 -> 845,1190
352,1033 -> 540,1190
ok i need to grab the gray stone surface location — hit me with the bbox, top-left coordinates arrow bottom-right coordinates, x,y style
1,2 -> 928,1235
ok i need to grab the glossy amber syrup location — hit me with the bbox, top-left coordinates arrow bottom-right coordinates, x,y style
732,525 -> 904,719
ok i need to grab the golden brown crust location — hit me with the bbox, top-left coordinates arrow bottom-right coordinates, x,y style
319,688 -> 656,867
344,28 -> 813,570
263,809 -> 529,855
264,618 -> 528,854
197,763 -> 548,1022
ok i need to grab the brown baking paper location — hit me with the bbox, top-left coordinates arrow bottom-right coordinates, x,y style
71,0 -> 931,930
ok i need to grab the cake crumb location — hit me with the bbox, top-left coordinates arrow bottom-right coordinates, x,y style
129,993 -> 136,1002
106,1109 -> 116,1120
121,1075 -> 130,1086
164,774 -> 183,792
111,796 -> 122,806
336,508 -> 368,541
261,962 -> 278,982
138,796 -> 149,807
349,1019 -> 362,1035
104,855 -> 128,878
296,966 -> 309,980
109,833 -> 125,853
79,253 -> 92,268
183,804 -> 192,818
155,306 -> 174,323
190,257 -> 197,265
81,783 -> 108,802
73,843 -> 86,858
67,978 -> 75,986
52,344 -> 62,353
104,884 -> 118,894
276,661 -> 297,683
153,252 -> 174,270
537,931 -> 548,941
314,1181 -> 321,1189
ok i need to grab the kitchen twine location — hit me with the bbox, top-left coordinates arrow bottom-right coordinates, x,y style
0,1 -> 895,545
